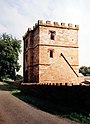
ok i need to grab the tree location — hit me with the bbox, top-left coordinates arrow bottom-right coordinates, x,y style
0,33 -> 21,80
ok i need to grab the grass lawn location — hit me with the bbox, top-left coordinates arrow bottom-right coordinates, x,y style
3,82 -> 90,124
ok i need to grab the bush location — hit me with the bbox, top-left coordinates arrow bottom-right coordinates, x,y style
15,74 -> 23,83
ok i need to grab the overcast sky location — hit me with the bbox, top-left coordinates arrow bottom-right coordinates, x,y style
0,0 -> 90,75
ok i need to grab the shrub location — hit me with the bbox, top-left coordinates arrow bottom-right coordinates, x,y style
15,74 -> 23,83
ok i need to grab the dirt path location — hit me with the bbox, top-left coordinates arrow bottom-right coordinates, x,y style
0,82 -> 81,124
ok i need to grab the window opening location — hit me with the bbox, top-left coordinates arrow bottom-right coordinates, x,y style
51,32 -> 55,40
50,50 -> 53,58
49,31 -> 56,40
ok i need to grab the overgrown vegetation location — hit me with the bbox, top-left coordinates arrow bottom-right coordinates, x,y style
3,82 -> 90,124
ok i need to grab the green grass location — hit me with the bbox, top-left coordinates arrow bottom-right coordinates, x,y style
3,82 -> 90,124
3,82 -> 20,94
65,112 -> 90,124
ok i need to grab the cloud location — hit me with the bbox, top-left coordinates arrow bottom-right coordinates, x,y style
0,0 -> 90,75
0,0 -> 54,75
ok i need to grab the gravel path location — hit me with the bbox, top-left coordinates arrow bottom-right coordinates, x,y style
0,82 -> 81,124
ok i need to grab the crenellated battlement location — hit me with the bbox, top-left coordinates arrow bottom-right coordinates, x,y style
35,20 -> 79,30
23,20 -> 79,38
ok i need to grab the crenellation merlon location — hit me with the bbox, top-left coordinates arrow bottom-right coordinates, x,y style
28,28 -> 32,32
68,23 -> 73,29
23,28 -> 32,39
38,20 -> 43,25
54,22 -> 59,26
60,22 -> 67,28
75,25 -> 79,30
46,21 -> 51,25
33,22 -> 37,29
61,22 -> 65,27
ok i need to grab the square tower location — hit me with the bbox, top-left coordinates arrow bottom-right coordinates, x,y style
23,20 -> 79,85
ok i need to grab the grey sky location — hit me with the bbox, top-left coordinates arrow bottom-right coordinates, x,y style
0,0 -> 90,75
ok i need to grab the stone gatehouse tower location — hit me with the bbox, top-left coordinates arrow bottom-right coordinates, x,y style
23,20 -> 79,85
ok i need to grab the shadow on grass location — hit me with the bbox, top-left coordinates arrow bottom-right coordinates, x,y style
12,92 -> 65,115
12,92 -> 90,124
13,93 -> 90,124
3,82 -> 90,124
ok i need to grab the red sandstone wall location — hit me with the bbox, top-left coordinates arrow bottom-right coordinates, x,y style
38,24 -> 79,85
39,46 -> 78,85
23,20 -> 79,84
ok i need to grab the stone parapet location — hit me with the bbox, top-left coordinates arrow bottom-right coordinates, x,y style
23,20 -> 79,39
34,20 -> 79,30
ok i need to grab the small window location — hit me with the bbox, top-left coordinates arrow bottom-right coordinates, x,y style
51,32 -> 55,40
49,31 -> 56,40
50,50 -> 53,58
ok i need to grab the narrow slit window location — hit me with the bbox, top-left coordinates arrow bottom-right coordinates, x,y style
50,50 -> 53,58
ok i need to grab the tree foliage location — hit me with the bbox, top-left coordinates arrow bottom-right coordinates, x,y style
0,33 -> 21,80
79,66 -> 90,76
